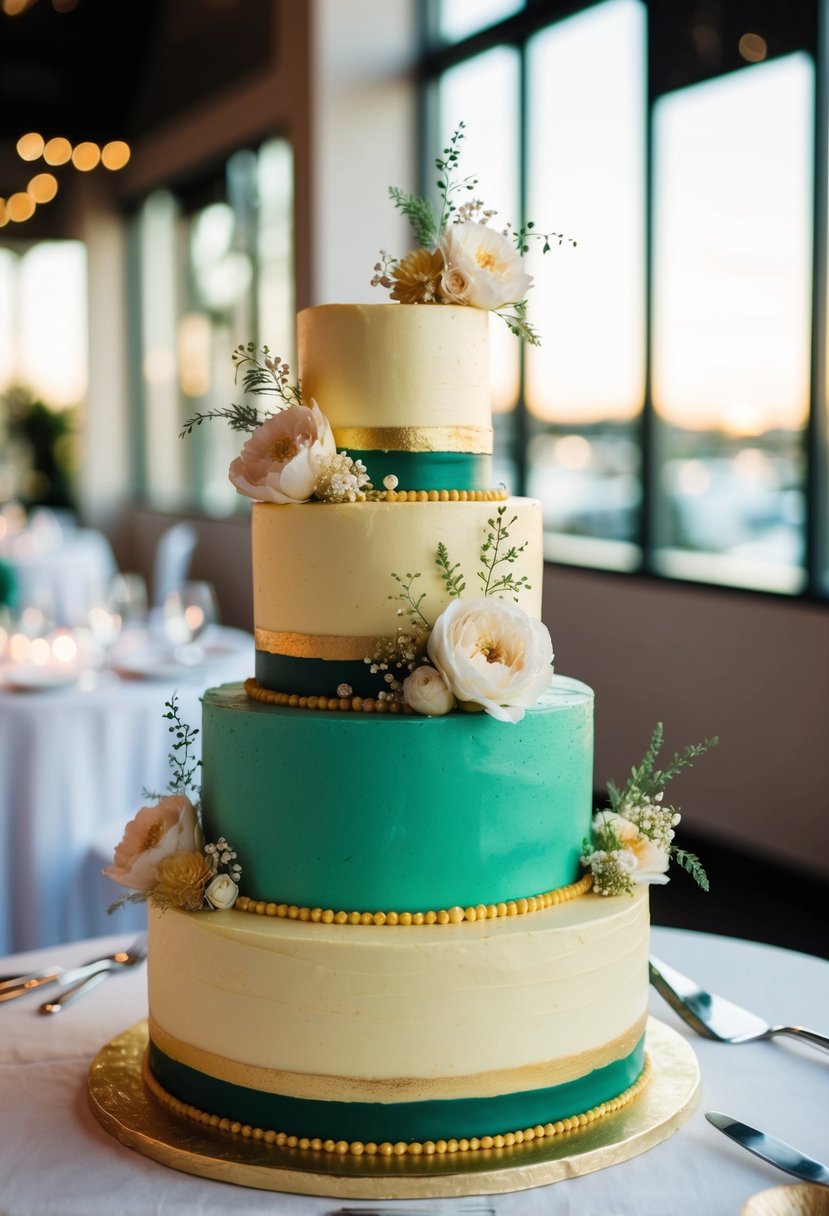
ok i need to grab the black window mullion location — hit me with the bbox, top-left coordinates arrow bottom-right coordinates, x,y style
808,6 -> 829,595
514,36 -> 530,499
639,1 -> 655,573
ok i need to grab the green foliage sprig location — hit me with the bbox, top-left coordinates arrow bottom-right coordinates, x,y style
479,505 -> 531,599
389,571 -> 431,630
494,300 -> 542,348
606,722 -> 718,814
513,220 -> 577,253
435,541 -> 466,599
164,694 -> 201,796
181,343 -> 303,438
388,187 -> 439,250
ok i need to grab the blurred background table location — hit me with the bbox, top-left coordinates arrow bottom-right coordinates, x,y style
0,513 -> 117,625
0,927 -> 826,1214
0,626 -> 252,954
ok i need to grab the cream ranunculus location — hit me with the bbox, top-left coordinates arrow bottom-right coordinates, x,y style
593,811 -> 671,886
205,873 -> 240,910
426,597 -> 553,724
440,221 -> 533,311
228,400 -> 336,504
402,664 -> 456,716
103,795 -> 201,892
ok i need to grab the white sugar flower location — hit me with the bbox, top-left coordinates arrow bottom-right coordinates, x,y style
205,874 -> 239,910
403,664 -> 456,716
427,596 -> 553,724
593,811 -> 670,886
440,221 -> 533,311
228,400 -> 335,504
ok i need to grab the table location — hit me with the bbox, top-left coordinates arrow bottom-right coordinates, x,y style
3,525 -> 117,624
0,927 -> 827,1215
0,627 -> 252,954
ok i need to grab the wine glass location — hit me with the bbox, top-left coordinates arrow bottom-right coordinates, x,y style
163,581 -> 219,664
107,573 -> 148,629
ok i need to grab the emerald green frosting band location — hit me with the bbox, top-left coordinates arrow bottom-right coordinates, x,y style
255,651 -> 378,697
346,449 -> 491,491
201,680 -> 594,910
150,1037 -> 645,1144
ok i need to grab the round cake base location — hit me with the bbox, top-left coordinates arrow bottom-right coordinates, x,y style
88,1017 -> 698,1199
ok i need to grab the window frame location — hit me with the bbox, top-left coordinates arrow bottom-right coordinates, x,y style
418,0 -> 829,602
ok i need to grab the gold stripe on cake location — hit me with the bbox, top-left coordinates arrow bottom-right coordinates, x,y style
147,1013 -> 647,1104
332,425 -> 493,454
254,629 -> 374,660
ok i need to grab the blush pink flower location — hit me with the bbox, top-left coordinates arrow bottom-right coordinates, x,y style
228,401 -> 336,504
103,794 -> 201,892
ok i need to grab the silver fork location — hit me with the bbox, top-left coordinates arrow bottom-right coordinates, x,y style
650,956 -> 829,1054
38,934 -> 147,1015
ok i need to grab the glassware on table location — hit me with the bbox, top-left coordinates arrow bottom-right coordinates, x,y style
162,580 -> 219,664
107,573 -> 149,627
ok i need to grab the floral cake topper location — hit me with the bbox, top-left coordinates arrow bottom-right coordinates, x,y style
582,723 -> 717,895
372,121 -> 574,345
104,697 -> 242,914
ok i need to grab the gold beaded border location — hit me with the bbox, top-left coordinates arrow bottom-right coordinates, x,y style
245,676 -> 414,714
233,872 -> 593,927
144,1052 -> 650,1158
375,488 -> 507,502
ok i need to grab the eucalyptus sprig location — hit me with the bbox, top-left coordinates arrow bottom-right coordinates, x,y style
512,220 -> 577,254
163,694 -> 201,796
389,570 -> 431,630
478,505 -> 531,599
435,542 -> 466,599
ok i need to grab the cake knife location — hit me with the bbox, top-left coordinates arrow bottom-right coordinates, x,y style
706,1112 -> 829,1186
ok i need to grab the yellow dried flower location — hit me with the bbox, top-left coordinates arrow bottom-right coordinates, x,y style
153,850 -> 213,911
390,248 -> 445,304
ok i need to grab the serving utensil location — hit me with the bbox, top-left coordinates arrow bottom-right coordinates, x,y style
649,957 -> 829,1053
0,934 -> 147,1005
706,1112 -> 829,1186
38,934 -> 147,1014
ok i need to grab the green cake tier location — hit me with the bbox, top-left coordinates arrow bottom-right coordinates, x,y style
200,677 -> 594,911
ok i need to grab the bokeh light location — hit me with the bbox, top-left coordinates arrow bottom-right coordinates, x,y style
43,137 -> 72,166
7,193 -> 35,223
72,142 -> 101,172
101,140 -> 131,171
16,132 -> 44,162
28,173 -> 58,204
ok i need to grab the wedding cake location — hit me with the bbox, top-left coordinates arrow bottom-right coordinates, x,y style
106,133 -> 711,1159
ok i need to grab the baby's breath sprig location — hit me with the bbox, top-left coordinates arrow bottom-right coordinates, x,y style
389,570 -> 431,630
478,505 -> 531,600
364,622 -> 427,700
164,694 -> 201,796
370,250 -> 398,290
435,541 -> 466,599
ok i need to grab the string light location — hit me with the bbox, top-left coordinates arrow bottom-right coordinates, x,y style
101,140 -> 131,171
16,132 -> 44,162
43,136 -> 72,165
71,141 -> 101,171
7,193 -> 35,222
28,173 -> 58,203
0,200 -> 7,228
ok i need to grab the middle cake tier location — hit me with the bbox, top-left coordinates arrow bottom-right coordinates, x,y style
201,676 -> 594,912
252,495 -> 542,698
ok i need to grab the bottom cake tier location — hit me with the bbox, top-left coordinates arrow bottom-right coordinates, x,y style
147,889 -> 649,1149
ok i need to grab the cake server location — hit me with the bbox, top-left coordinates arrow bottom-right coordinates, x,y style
706,1112 -> 829,1186
649,956 -> 829,1053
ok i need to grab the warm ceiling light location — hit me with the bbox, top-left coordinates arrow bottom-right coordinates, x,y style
43,136 -> 72,166
28,172 -> 58,203
3,0 -> 33,15
16,132 -> 44,162
101,140 -> 131,171
8,192 -> 35,222
72,141 -> 101,172
0,200 -> 7,229
739,32 -> 767,63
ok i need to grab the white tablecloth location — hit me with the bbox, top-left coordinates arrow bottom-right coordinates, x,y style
0,628 -> 253,954
5,527 -> 117,624
0,927 -> 827,1215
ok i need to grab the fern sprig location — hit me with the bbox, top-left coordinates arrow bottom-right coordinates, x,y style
180,402 -> 262,438
435,542 -> 466,599
388,187 -> 439,249
672,849 -> 710,892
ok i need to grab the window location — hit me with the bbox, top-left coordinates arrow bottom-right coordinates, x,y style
424,0 -> 825,597
131,139 -> 293,514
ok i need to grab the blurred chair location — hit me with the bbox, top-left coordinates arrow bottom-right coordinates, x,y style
152,522 -> 198,608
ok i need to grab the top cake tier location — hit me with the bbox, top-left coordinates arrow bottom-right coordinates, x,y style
297,304 -> 492,491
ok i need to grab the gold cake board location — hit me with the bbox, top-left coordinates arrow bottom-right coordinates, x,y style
88,1017 -> 698,1199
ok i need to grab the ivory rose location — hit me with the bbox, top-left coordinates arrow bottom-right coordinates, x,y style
103,795 -> 201,892
403,664 -> 456,716
440,221 -> 533,311
593,811 -> 671,886
427,597 -> 553,724
228,401 -> 336,504
205,873 -> 240,910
